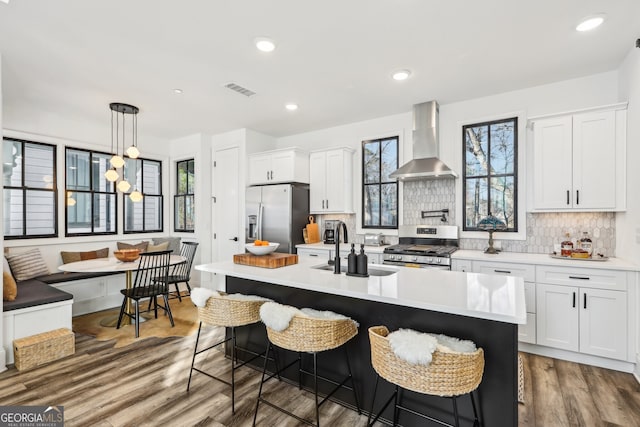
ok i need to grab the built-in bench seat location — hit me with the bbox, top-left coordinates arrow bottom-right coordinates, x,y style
3,279 -> 73,312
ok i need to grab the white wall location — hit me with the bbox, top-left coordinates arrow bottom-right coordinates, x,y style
0,53 -> 7,372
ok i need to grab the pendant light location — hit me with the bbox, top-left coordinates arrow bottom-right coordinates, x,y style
105,102 -> 143,202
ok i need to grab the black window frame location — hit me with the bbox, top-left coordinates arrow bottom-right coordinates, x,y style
361,135 -> 399,230
64,146 -> 118,237
174,158 -> 195,233
462,117 -> 518,232
123,156 -> 163,234
3,137 -> 58,240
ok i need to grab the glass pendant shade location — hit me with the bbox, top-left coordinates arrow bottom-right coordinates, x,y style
110,154 -> 125,168
126,146 -> 139,159
117,179 -> 131,192
129,189 -> 143,202
104,169 -> 119,182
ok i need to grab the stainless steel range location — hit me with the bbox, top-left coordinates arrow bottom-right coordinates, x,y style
383,225 -> 459,270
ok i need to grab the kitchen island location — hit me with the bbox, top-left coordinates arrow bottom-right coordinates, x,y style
196,259 -> 526,426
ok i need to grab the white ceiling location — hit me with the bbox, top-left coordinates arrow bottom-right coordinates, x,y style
0,0 -> 639,142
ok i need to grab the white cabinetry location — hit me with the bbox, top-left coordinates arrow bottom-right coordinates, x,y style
530,104 -> 626,211
297,248 -> 331,261
535,266 -> 627,360
248,148 -> 309,185
309,148 -> 354,214
472,261 -> 536,344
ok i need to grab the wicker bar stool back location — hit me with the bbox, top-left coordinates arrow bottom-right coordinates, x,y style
187,292 -> 273,414
253,309 -> 361,426
367,325 -> 485,427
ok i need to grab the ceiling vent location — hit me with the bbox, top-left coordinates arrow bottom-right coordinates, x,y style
225,83 -> 256,97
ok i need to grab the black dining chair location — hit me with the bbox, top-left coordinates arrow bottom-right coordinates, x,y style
164,241 -> 199,302
116,250 -> 174,338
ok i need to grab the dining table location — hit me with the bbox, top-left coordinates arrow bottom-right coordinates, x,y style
59,254 -> 186,327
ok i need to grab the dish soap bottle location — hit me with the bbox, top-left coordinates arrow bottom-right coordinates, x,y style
347,243 -> 357,274
579,231 -> 593,257
561,232 -> 574,257
356,244 -> 368,276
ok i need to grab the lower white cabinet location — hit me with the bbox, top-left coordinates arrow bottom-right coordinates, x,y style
536,283 -> 627,360
297,248 -> 331,261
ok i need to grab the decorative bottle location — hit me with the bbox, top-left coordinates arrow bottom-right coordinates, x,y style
561,232 -> 574,257
579,231 -> 593,257
356,244 -> 368,276
347,243 -> 357,274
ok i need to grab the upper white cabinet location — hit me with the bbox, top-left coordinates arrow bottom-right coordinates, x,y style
309,148 -> 354,214
248,148 -> 309,185
530,104 -> 626,211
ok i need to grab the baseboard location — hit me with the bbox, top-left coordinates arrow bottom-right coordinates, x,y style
518,343 -> 635,373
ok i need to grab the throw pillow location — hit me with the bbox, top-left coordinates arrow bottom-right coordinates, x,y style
3,271 -> 17,301
146,241 -> 169,252
5,248 -> 50,282
152,237 -> 181,255
117,241 -> 149,252
60,248 -> 109,264
3,256 -> 12,275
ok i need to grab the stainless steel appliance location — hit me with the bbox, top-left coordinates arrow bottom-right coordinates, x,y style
323,219 -> 337,244
246,184 -> 309,254
383,225 -> 459,270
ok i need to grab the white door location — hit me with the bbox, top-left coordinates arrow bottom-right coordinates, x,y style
214,147 -> 241,262
579,288 -> 627,360
536,283 -> 579,351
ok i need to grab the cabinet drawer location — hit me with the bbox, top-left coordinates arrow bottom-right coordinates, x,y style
524,282 -> 536,314
518,313 -> 536,344
297,249 -> 331,260
451,260 -> 472,272
473,261 -> 535,282
536,265 -> 627,291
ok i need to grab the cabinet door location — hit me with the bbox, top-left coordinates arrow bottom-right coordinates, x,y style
536,283 -> 579,351
533,116 -> 573,209
309,152 -> 327,213
572,111 -> 616,209
297,248 -> 331,261
579,288 -> 627,360
270,150 -> 295,183
248,154 -> 272,185
325,149 -> 346,212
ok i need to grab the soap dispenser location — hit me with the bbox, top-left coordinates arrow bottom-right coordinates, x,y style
356,244 -> 368,276
347,243 -> 357,274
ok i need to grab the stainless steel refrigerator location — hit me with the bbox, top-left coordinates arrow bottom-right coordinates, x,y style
246,184 -> 309,254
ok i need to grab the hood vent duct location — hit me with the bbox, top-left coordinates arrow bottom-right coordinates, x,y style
389,101 -> 458,181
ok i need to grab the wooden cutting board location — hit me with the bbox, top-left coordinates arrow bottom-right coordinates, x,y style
233,253 -> 299,268
306,215 -> 320,243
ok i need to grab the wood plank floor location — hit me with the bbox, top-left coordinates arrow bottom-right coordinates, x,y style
1,330 -> 638,426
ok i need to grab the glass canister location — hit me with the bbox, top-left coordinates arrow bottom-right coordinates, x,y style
579,231 -> 593,257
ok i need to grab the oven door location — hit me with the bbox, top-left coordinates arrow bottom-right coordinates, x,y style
382,261 -> 451,271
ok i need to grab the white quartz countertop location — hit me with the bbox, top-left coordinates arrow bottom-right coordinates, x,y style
452,250 -> 640,271
196,258 -> 526,325
296,242 -> 388,254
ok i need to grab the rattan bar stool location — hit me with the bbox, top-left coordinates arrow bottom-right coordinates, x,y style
367,325 -> 485,427
253,304 -> 361,426
187,292 -> 275,414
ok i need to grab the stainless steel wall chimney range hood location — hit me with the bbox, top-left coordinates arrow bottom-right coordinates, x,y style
389,101 -> 458,181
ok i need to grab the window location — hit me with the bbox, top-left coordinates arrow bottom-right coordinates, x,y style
124,157 -> 163,233
3,138 -> 57,239
462,117 -> 518,231
362,136 -> 398,229
174,159 -> 194,232
65,148 -> 117,236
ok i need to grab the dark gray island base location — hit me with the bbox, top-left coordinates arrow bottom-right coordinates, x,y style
227,276 -> 518,427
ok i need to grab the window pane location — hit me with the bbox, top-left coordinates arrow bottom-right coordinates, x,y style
363,141 -> 380,184
465,178 -> 488,228
93,193 -> 116,233
490,176 -> 515,228
187,159 -> 195,194
185,195 -> 194,230
175,195 -> 186,230
381,139 -> 397,182
3,189 -> 23,236
66,149 -> 91,191
144,196 -> 162,231
24,144 -> 55,189
26,190 -> 55,235
92,152 -> 114,192
177,161 -> 188,194
490,122 -> 515,174
124,196 -> 144,232
124,158 -> 141,188
143,160 -> 161,195
380,183 -> 397,226
67,192 -> 92,233
363,185 -> 380,226
464,126 -> 488,176
3,140 -> 22,187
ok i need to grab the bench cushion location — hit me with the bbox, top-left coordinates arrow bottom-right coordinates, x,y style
3,280 -> 73,312
36,271 -> 122,285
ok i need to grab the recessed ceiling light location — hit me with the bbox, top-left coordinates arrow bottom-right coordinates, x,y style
173,88 -> 183,94
392,69 -> 411,81
255,37 -> 276,52
285,103 -> 298,111
576,14 -> 605,32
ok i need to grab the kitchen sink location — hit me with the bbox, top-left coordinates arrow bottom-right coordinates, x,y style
312,263 -> 398,276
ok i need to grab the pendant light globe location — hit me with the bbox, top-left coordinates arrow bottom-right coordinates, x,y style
110,154 -> 125,168
117,179 -> 131,193
105,169 -> 119,182
126,146 -> 140,159
129,189 -> 143,202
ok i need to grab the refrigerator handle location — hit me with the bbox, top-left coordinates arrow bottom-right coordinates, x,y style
257,202 -> 264,241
